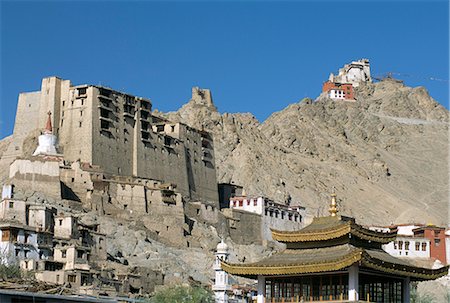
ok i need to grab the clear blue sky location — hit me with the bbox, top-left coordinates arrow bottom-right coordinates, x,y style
1,1 -> 448,139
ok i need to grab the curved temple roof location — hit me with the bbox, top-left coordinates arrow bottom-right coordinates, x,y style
221,244 -> 449,281
271,215 -> 398,244
223,213 -> 448,281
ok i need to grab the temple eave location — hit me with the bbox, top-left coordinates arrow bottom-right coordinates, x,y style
271,224 -> 351,242
221,250 -> 363,277
222,252 -> 449,281
271,223 -> 397,244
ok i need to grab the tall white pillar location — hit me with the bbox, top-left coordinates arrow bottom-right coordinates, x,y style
257,275 -> 265,303
348,264 -> 359,301
403,277 -> 411,303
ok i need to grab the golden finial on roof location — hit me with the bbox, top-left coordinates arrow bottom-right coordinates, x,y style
329,190 -> 338,217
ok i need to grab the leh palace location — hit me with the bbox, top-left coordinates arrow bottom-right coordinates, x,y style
0,59 -> 448,303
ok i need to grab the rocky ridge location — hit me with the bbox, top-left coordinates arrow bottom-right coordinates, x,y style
161,79 -> 449,226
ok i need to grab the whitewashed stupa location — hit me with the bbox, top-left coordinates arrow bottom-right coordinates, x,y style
33,112 -> 58,156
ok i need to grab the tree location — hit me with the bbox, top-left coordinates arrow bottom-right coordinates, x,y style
0,251 -> 22,280
149,284 -> 214,303
410,282 -> 435,303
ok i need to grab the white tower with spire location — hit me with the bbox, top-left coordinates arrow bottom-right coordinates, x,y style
213,240 -> 231,303
33,112 -> 58,156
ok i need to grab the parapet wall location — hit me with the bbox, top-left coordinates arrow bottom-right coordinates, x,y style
9,159 -> 61,199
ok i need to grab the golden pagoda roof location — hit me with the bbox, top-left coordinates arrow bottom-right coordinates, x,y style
221,244 -> 449,281
222,244 -> 361,276
271,215 -> 397,244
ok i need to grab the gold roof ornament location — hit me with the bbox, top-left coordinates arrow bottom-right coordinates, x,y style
221,188 -> 449,281
329,191 -> 338,217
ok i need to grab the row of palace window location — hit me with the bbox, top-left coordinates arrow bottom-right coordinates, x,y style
264,209 -> 302,222
230,200 -> 302,222
393,240 -> 427,251
231,200 -> 258,207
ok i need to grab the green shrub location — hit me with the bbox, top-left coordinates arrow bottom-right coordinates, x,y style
0,263 -> 22,280
411,283 -> 435,303
149,284 -> 214,303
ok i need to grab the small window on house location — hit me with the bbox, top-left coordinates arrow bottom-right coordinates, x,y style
239,201 -> 243,207
77,250 -> 83,258
81,99 -> 84,106
56,275 -> 60,283
9,202 -> 14,208
405,241 -> 410,250
79,122 -> 82,127
393,241 -> 397,249
435,239 -> 441,246
415,242 -> 420,251
61,119 -> 64,126
253,200 -> 257,206
15,249 -> 20,257
398,241 -> 403,250
59,219 -> 63,226
422,242 -> 427,251
171,125 -> 175,132
80,110 -> 83,117
62,100 -> 65,106
61,250 -> 67,258
68,274 -> 76,283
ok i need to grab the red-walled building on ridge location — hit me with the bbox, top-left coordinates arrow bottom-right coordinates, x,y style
322,81 -> 355,101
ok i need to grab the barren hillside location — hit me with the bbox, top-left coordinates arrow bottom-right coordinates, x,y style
162,80 -> 449,226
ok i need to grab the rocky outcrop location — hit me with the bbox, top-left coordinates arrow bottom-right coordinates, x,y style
160,80 -> 449,226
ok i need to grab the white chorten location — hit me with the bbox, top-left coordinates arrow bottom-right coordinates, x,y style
213,239 -> 231,303
33,112 -> 58,156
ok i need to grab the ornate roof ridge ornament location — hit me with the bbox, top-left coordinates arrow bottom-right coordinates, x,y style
329,189 -> 338,217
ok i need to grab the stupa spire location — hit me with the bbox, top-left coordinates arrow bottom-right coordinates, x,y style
33,111 -> 58,157
44,111 -> 52,134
